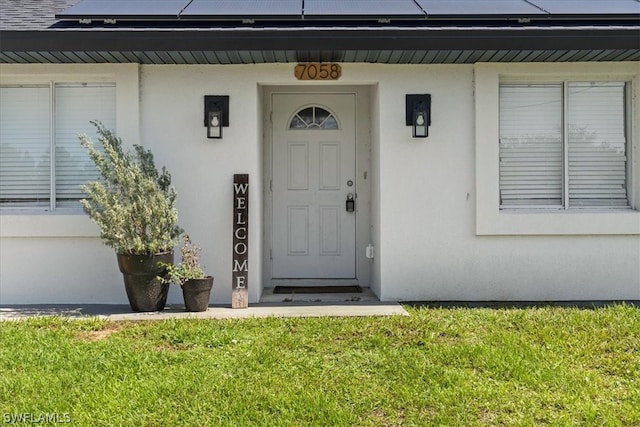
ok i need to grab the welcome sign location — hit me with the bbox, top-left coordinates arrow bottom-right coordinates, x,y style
232,174 -> 249,308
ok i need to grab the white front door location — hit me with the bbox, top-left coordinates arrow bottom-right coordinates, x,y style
271,93 -> 356,279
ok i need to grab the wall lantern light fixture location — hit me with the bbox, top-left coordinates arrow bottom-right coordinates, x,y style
204,95 -> 229,139
405,94 -> 431,138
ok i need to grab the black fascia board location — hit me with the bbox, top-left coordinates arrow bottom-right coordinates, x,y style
1,27 -> 639,52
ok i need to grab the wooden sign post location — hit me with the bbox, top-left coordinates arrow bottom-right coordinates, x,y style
232,174 -> 249,308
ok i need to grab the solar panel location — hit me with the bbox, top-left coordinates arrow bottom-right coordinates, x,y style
529,0 -> 640,15
182,0 -> 302,20
56,0 -> 189,20
416,0 -> 546,17
303,0 -> 425,20
55,0 -> 640,22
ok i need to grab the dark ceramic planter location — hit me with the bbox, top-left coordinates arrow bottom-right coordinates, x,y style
182,276 -> 214,312
117,252 -> 174,312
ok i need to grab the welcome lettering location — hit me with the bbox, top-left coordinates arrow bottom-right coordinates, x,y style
232,174 -> 249,308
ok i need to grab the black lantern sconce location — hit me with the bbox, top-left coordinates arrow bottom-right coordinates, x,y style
405,94 -> 431,138
204,95 -> 229,139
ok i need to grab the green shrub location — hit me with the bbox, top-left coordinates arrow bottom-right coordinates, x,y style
79,121 -> 181,255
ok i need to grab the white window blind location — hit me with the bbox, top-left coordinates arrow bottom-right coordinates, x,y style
499,81 -> 629,210
0,86 -> 51,207
0,82 -> 116,209
568,82 -> 628,207
55,83 -> 116,207
499,84 -> 563,207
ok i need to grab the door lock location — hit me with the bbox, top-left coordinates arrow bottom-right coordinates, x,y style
346,193 -> 355,213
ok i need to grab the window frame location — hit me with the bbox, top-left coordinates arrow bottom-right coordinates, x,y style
0,81 -> 116,213
475,63 -> 640,236
0,64 -> 139,240
287,104 -> 341,130
498,80 -> 631,211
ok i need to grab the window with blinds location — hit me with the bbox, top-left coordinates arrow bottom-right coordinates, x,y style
499,81 -> 629,209
0,86 -> 51,207
54,83 -> 116,207
567,82 -> 628,207
0,82 -> 116,210
499,84 -> 563,207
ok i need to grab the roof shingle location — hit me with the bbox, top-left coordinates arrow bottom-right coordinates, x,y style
0,0 -> 77,30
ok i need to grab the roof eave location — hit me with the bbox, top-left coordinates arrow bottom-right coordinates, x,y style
2,27 -> 639,53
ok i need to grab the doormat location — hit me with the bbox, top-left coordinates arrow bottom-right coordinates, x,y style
273,285 -> 362,294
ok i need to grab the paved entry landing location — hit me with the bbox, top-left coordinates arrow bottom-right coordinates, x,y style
261,286 -> 378,303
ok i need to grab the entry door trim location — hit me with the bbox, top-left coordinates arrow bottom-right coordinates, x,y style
262,85 -> 372,288
271,93 -> 356,279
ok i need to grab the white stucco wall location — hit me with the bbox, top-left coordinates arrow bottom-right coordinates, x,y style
0,64 -> 140,304
373,62 -> 640,301
138,64 -> 265,305
1,61 -> 638,304
373,62 -> 639,301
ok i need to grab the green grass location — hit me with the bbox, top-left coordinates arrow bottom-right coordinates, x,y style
1,305 -> 639,426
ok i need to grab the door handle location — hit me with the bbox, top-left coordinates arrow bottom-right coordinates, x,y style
346,193 -> 355,213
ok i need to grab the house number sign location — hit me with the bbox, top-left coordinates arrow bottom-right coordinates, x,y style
232,174 -> 249,309
294,63 -> 342,80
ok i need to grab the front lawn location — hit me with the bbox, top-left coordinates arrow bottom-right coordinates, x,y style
1,305 -> 638,426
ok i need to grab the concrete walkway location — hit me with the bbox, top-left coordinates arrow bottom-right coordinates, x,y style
0,302 -> 408,321
0,286 -> 408,321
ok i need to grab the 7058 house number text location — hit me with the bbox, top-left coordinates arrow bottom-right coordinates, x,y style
294,63 -> 342,80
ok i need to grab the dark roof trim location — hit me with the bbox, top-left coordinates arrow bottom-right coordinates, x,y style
3,26 -> 639,53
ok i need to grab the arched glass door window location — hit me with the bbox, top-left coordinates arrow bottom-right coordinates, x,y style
289,106 -> 339,129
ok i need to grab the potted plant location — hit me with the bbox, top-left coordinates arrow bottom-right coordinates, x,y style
79,122 -> 182,312
160,235 -> 214,312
